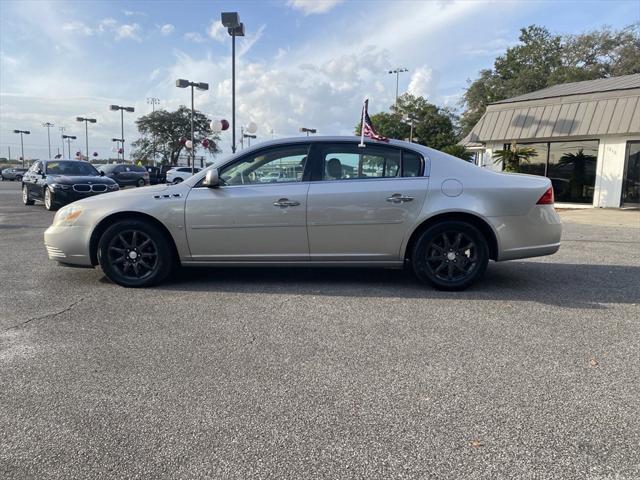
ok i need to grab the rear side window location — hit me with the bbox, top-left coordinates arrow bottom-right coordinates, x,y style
131,165 -> 146,172
317,144 -> 423,180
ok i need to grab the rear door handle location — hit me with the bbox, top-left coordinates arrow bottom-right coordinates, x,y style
386,193 -> 414,203
273,198 -> 301,208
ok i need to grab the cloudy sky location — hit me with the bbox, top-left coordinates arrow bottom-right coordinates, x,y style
1,0 -> 638,160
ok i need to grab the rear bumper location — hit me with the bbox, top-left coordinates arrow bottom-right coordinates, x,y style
490,205 -> 562,261
44,224 -> 94,267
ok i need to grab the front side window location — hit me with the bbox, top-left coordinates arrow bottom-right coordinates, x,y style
220,144 -> 310,185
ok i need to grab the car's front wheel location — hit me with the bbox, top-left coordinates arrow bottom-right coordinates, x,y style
412,220 -> 489,291
15,175 -> 22,182
172,177 -> 183,184
97,219 -> 175,287
22,185 -> 34,205
43,186 -> 58,211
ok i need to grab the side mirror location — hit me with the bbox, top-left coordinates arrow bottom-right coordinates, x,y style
202,168 -> 220,188
99,171 -> 105,176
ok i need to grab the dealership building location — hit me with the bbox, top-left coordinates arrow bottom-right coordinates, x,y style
463,74 -> 640,208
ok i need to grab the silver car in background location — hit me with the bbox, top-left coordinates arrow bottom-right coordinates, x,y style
44,136 -> 561,290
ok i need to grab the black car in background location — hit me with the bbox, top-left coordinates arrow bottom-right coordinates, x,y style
99,164 -> 150,187
1,167 -> 28,181
22,160 -> 119,211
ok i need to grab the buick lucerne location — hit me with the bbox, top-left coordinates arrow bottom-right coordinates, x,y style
44,137 -> 561,290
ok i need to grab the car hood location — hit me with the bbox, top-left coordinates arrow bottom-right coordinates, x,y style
48,175 -> 117,184
73,183 -> 172,205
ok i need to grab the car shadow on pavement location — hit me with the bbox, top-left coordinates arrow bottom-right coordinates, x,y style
153,261 -> 640,310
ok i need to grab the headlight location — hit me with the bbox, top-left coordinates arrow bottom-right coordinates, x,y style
51,183 -> 71,190
53,205 -> 83,226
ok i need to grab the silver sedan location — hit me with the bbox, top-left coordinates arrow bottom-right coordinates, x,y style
44,137 -> 561,290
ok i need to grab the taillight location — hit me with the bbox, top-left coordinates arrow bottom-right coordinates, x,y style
537,186 -> 554,205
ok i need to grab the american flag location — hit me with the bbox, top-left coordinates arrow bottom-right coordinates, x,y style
360,99 -> 389,142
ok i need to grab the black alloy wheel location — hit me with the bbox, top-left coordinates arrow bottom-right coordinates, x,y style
412,220 -> 488,291
98,220 -> 175,287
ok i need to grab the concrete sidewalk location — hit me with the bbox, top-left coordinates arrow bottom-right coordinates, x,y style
558,207 -> 640,228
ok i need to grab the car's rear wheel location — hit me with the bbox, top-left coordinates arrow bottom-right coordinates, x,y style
22,185 -> 34,205
15,175 -> 22,182
412,220 -> 489,291
136,178 -> 145,187
97,220 -> 175,288
44,187 -> 58,211
172,177 -> 183,184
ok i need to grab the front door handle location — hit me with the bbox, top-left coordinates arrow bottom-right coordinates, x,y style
273,198 -> 301,208
386,193 -> 414,203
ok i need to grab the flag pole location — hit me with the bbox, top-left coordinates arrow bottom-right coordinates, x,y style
358,98 -> 367,148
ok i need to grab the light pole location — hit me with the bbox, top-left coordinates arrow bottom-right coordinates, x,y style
109,105 -> 135,162
42,122 -> 54,158
59,127 -> 66,158
176,79 -> 209,175
76,117 -> 97,161
62,135 -> 76,160
299,127 -> 317,136
221,12 -> 245,154
13,130 -> 30,167
388,68 -> 408,109
146,97 -> 160,112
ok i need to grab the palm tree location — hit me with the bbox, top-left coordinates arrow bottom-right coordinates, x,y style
441,144 -> 475,162
492,144 -> 538,172
558,149 -> 596,201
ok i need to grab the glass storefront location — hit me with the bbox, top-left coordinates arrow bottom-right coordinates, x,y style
622,141 -> 640,206
518,140 -> 599,204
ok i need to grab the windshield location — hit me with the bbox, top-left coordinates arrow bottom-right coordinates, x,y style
46,161 -> 99,176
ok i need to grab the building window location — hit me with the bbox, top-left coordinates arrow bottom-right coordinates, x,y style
622,141 -> 640,206
517,140 -> 599,204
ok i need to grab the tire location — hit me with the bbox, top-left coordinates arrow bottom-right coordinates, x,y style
44,186 -> 59,211
15,175 -> 22,182
412,220 -> 489,291
136,178 -> 145,187
172,177 -> 183,184
22,185 -> 35,205
97,219 -> 175,288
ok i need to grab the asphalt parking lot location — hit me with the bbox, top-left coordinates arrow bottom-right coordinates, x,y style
1,180 -> 639,480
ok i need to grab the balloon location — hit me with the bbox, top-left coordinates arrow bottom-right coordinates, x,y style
76,151 -> 81,157
246,121 -> 257,134
93,152 -> 98,157
210,120 -> 222,133
221,119 -> 229,131
202,138 -> 210,148
179,136 -> 187,145
118,148 -> 124,154
185,140 -> 193,149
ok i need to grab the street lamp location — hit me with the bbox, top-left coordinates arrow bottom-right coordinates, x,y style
299,127 -> 317,136
146,97 -> 160,112
402,113 -> 419,143
13,130 -> 30,167
62,134 -> 77,160
221,11 -> 245,154
109,105 -> 135,162
176,79 -> 209,175
42,122 -> 54,158
388,68 -> 409,109
76,117 -> 96,161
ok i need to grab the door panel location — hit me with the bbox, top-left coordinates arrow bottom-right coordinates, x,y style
185,184 -> 310,261
307,178 -> 428,261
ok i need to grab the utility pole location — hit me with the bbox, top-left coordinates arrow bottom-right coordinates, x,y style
59,126 -> 66,158
42,122 -> 54,158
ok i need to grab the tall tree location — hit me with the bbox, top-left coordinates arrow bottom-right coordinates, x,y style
131,106 -> 221,165
461,24 -> 640,136
355,94 -> 458,151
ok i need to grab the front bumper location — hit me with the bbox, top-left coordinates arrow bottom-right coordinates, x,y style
44,224 -> 94,267
52,188 -> 116,206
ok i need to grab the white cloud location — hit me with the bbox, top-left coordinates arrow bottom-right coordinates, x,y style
408,66 -> 436,99
184,32 -> 206,43
115,23 -> 142,41
149,68 -> 161,81
238,25 -> 266,57
160,24 -> 175,36
98,17 -> 118,32
286,0 -> 344,15
61,21 -> 93,36
208,20 -> 226,42
123,10 -> 146,17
